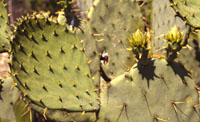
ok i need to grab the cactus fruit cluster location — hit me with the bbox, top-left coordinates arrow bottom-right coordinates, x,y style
1,0 -> 200,122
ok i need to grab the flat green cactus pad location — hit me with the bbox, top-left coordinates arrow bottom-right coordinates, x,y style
152,0 -> 189,54
13,99 -> 32,122
76,0 -> 93,18
0,77 -> 19,122
77,22 -> 100,88
86,0 -> 144,79
169,0 -> 200,29
177,31 -> 200,84
10,15 -> 99,112
30,102 -> 97,122
0,77 -> 32,122
0,0 -> 11,52
99,59 -> 200,122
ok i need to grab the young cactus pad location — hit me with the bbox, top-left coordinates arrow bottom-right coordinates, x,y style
10,14 -> 99,112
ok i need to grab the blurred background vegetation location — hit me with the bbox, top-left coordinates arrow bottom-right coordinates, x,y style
5,0 -> 61,24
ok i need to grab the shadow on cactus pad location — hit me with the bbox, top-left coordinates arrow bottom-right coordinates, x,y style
168,61 -> 192,85
193,39 -> 200,64
135,60 -> 159,88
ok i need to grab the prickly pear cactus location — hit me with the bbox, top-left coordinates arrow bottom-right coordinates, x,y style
58,0 -> 81,28
30,102 -> 97,122
85,0 -> 145,79
0,77 -> 32,122
98,58 -> 200,122
76,0 -> 93,18
9,13 -> 99,120
169,0 -> 200,29
137,0 -> 152,28
58,0 -> 101,88
77,22 -> 101,88
152,0 -> 189,54
98,27 -> 200,122
2,0 -> 200,121
0,0 -> 11,52
177,31 -> 200,84
13,99 -> 33,122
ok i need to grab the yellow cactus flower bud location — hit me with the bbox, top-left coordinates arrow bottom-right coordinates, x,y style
128,29 -> 150,65
165,25 -> 184,43
129,29 -> 150,48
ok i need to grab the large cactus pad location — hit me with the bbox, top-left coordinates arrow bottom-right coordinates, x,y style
99,58 -> 200,122
10,14 -> 99,112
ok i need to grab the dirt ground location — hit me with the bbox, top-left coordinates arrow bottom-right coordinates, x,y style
0,53 -> 10,79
